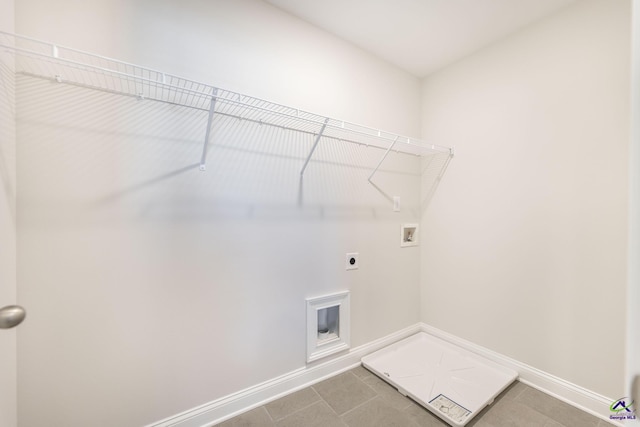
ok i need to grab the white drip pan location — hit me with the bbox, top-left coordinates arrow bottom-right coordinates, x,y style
361,332 -> 517,426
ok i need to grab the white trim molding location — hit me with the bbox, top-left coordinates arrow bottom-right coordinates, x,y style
147,322 -> 621,427
418,323 -> 622,427
146,324 -> 421,427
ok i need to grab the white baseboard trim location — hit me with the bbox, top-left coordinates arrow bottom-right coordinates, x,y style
148,322 -> 621,427
418,323 -> 622,426
146,323 -> 421,427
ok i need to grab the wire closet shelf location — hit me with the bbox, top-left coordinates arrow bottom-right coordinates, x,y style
0,31 -> 453,174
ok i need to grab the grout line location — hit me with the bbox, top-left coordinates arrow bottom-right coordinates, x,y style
507,385 -> 603,427
220,363 -> 606,427
338,394 -> 381,419
269,397 -> 325,422
325,402 -> 341,419
511,380 -> 529,401
354,371 -> 379,394
262,405 -> 275,423
397,398 -> 416,412
318,377 -> 383,421
360,368 -> 416,411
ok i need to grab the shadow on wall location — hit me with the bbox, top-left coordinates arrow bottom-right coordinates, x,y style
0,57 -> 16,222
16,73 -> 450,228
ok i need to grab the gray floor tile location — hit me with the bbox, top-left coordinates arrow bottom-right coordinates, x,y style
463,380 -> 528,426
499,381 -> 529,401
275,401 -> 347,427
466,405 -> 497,426
362,374 -> 414,411
342,396 -> 420,427
215,407 -> 275,427
467,419 -> 497,427
403,403 -> 449,427
476,397 -> 555,426
313,371 -> 377,415
218,367 -> 613,427
264,387 -> 321,421
516,386 -> 601,427
350,365 -> 375,381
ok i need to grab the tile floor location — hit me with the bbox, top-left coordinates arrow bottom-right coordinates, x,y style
214,365 -> 615,427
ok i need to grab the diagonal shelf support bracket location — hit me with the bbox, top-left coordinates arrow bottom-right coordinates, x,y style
368,136 -> 399,183
300,117 -> 330,177
199,88 -> 219,171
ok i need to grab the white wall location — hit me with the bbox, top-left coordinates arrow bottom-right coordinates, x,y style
13,0 -> 632,424
628,0 -> 640,415
0,0 -> 17,426
15,0 -> 421,136
14,1 -> 423,426
420,0 -> 630,399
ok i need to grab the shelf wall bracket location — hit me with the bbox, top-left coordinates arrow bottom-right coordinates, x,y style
368,136 -> 399,183
199,88 -> 219,171
300,117 -> 330,177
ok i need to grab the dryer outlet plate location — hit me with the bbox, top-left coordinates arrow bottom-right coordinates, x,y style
346,253 -> 359,270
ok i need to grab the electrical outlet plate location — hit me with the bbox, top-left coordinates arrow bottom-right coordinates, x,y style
346,253 -> 359,270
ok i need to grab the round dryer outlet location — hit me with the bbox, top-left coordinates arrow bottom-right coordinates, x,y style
346,253 -> 359,270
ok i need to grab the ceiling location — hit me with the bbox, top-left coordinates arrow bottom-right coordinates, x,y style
264,0 -> 580,77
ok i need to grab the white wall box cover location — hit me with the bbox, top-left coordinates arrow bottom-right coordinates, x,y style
306,291 -> 350,363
